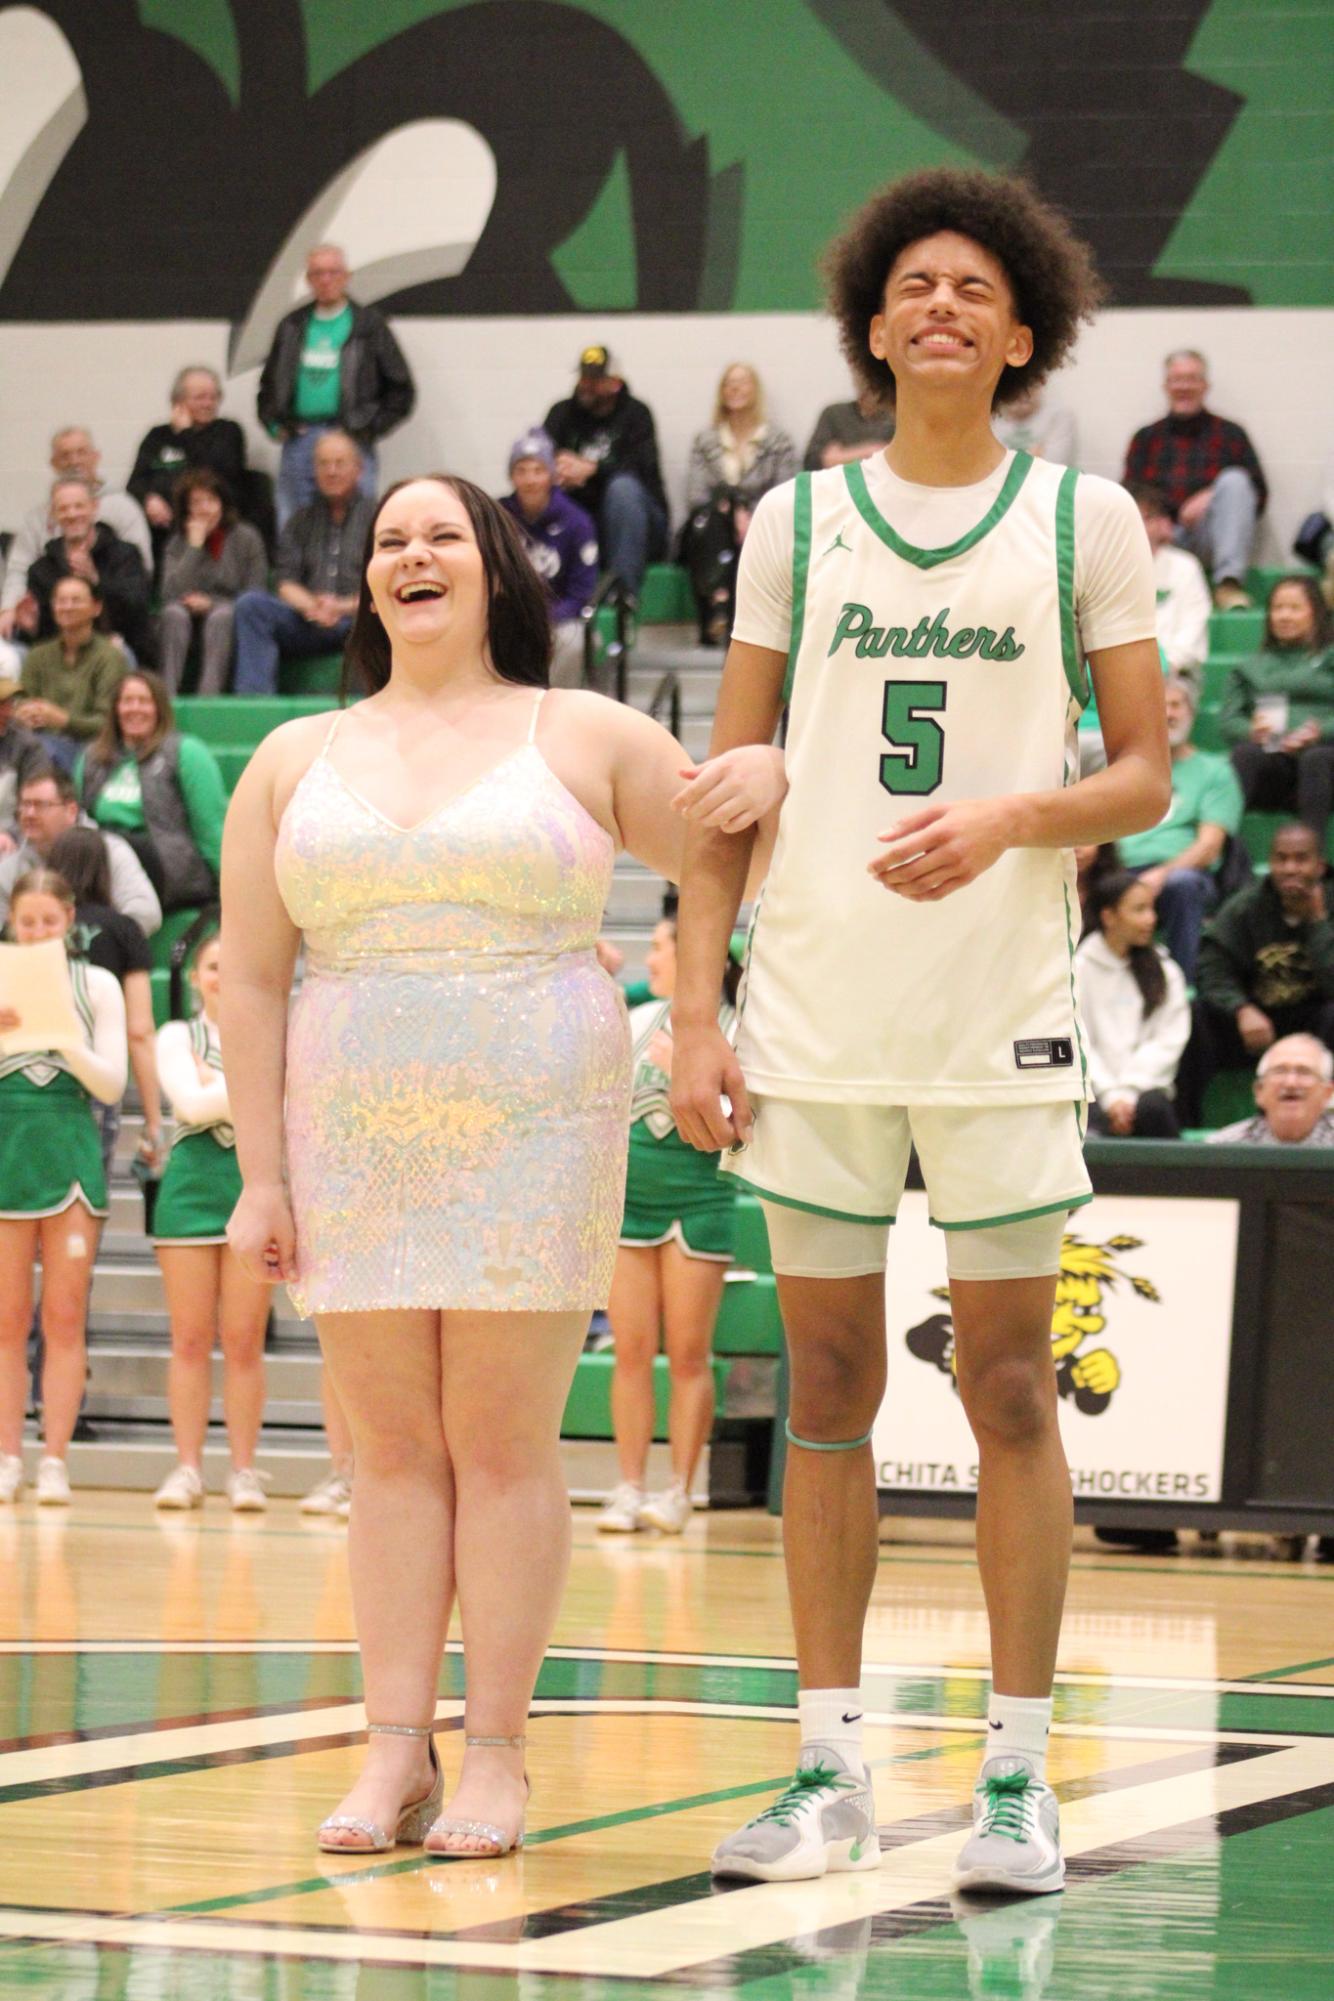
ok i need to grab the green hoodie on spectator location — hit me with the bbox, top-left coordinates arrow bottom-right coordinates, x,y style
1219,646 -> 1334,744
1196,874 -> 1334,1016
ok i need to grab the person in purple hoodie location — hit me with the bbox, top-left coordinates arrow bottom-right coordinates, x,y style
499,432 -> 599,686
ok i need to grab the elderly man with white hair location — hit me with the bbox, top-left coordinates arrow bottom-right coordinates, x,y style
1208,1034 -> 1334,1146
0,428 -> 149,641
1123,350 -> 1267,611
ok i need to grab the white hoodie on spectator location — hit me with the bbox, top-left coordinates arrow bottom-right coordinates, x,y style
1074,933 -> 1191,1113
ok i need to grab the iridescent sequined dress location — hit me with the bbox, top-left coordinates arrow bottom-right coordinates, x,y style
275,695 -> 629,1316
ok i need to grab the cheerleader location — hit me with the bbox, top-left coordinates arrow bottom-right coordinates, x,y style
152,932 -> 271,1511
0,869 -> 127,1505
600,913 -> 740,1534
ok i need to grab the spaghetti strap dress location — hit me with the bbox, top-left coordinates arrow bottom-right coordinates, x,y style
274,691 -> 630,1317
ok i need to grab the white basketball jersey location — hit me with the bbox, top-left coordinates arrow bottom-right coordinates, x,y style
738,450 -> 1092,1105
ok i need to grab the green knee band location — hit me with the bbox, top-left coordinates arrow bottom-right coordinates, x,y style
784,1420 -> 873,1452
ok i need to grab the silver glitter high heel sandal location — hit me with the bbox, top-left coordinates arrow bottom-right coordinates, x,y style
317,1723 -> 444,1853
425,1733 -> 529,1858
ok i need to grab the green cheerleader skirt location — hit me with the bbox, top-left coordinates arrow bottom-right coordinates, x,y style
154,1130 -> 241,1243
0,1068 -> 107,1217
619,1123 -> 737,1261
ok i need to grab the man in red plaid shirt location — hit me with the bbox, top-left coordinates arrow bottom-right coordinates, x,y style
1123,350 -> 1266,611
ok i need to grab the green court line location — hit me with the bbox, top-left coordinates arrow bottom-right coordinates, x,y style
1242,1656 -> 1334,1682
161,1737 -> 981,1921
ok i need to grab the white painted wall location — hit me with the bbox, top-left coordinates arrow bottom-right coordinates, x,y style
1,308 -> 1327,566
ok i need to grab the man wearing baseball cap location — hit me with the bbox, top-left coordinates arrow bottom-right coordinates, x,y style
543,346 -> 668,598
499,431 -> 599,687
0,665 -> 46,852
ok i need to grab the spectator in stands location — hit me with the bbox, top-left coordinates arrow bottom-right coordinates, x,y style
600,913 -> 740,1536
258,243 -> 414,527
1195,823 -> 1334,1076
152,933 -> 272,1514
232,433 -> 373,695
128,368 -> 248,570
543,345 -> 668,598
682,364 -> 797,645
1,429 -> 150,644
1127,482 -> 1211,696
499,431 -> 597,688
74,672 -> 224,911
1207,1034 -> 1334,1146
158,471 -> 268,695
0,666 -> 46,846
1119,678 -> 1244,978
802,384 -> 894,469
0,868 -> 127,1507
1075,841 -> 1121,925
992,382 -> 1076,463
1122,349 -> 1265,611
14,576 -> 125,770
1222,577 -> 1334,842
1076,871 -> 1190,1137
48,826 -> 162,1180
0,766 -> 160,934
26,480 -> 153,666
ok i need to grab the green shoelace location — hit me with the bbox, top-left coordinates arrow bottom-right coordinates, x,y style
756,1764 -> 857,1828
977,1769 -> 1038,1844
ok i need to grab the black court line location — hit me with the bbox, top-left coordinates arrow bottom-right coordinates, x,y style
442,1740 -> 1272,1946
0,1695 -> 352,1759
643,1776 -> 1334,1990
1,1771 -> 1330,1993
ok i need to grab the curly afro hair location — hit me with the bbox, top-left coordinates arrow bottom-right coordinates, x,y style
823,167 -> 1105,411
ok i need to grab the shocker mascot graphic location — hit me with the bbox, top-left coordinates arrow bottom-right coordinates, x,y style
906,1234 -> 1160,1415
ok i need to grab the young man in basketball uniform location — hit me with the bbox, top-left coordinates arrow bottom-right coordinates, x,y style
671,170 -> 1169,1895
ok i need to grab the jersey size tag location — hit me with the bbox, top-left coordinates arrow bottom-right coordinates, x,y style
1013,1037 -> 1074,1070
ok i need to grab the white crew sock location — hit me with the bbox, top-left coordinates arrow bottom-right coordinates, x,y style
983,1692 -> 1052,1779
798,1687 -> 865,1771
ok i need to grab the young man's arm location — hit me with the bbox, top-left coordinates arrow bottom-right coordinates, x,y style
670,638 -> 787,1152
869,634 -> 1170,900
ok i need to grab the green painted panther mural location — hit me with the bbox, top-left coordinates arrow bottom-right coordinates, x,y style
0,0 -> 1327,327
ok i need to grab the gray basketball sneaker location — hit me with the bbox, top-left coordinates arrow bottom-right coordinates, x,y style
711,1742 -> 881,1882
953,1755 -> 1065,1895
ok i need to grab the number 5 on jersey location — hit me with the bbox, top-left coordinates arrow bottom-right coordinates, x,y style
880,679 -> 947,796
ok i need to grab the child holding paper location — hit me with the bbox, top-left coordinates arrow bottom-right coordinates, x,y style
0,868 -> 127,1505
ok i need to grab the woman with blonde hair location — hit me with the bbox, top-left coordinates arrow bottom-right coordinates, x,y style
0,867 -> 126,1505
682,364 -> 796,643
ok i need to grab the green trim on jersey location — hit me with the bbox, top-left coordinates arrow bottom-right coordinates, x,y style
843,451 -> 1033,570
931,1188 -> 1093,1231
735,1176 -> 896,1226
1055,465 -> 1088,708
782,471 -> 813,705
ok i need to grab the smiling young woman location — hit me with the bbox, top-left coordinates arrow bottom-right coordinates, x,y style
218,473 -> 787,1864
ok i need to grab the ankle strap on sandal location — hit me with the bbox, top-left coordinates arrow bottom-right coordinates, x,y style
367,1722 -> 433,1738
465,1732 -> 526,1748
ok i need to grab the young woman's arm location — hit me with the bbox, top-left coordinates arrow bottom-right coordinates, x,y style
62,966 -> 128,1105
156,1017 -> 229,1127
218,728 -> 303,1281
123,968 -> 161,1152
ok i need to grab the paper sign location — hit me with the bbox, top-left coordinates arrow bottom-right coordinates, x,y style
0,937 -> 83,1056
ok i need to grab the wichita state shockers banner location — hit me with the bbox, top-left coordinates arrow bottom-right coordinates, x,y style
873,1193 -> 1240,1505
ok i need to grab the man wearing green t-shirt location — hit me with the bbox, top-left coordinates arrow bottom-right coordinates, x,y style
258,244 -> 415,527
1120,676 -> 1243,976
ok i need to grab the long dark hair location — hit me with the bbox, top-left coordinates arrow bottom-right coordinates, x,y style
342,475 -> 553,699
1264,574 -> 1331,654
88,669 -> 174,768
172,465 -> 236,534
48,826 -> 113,907
1082,868 -> 1167,1017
